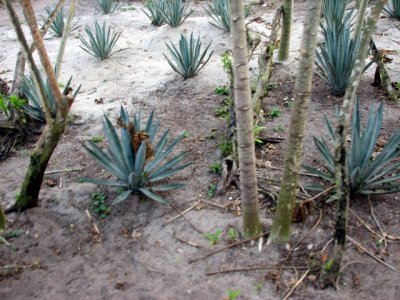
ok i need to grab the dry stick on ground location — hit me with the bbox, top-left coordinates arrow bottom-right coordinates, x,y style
200,199 -> 226,209
346,236 -> 397,271
275,209 -> 323,284
282,269 -> 310,300
206,265 -> 308,276
368,196 -> 387,248
44,167 -> 83,175
301,186 -> 335,205
188,231 -> 269,264
349,207 -> 400,241
172,231 -> 204,249
335,261 -> 364,293
169,204 -> 204,235
163,200 -> 201,225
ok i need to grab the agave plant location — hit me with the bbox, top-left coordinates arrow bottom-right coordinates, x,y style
81,106 -> 190,205
21,75 -> 81,122
383,0 -> 400,20
204,0 -> 250,33
79,21 -> 123,60
143,0 -> 166,26
164,33 -> 213,79
304,99 -> 400,196
315,0 -> 367,96
94,0 -> 120,14
43,5 -> 79,37
160,0 -> 192,27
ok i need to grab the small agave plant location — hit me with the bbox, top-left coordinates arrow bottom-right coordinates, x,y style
21,75 -> 81,122
383,0 -> 400,20
304,99 -> 400,197
164,32 -> 213,79
81,106 -> 190,205
143,0 -> 166,26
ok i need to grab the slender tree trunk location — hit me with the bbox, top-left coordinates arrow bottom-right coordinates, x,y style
278,0 -> 293,61
230,0 -> 262,238
4,0 -> 75,212
320,0 -> 388,287
11,0 -> 65,96
0,203 -> 6,230
353,0 -> 368,41
268,0 -> 322,244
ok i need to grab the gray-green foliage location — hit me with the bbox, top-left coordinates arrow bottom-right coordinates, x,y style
204,0 -> 250,32
383,0 -> 400,20
304,99 -> 400,196
79,21 -> 123,60
315,0 -> 370,96
81,106 -> 190,205
94,0 -> 120,14
21,75 -> 80,122
164,33 -> 213,79
160,0 -> 192,27
143,0 -> 166,26
44,5 -> 65,37
43,5 -> 79,37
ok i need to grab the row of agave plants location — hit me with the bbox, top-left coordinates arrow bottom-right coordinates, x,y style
2,0 -> 400,218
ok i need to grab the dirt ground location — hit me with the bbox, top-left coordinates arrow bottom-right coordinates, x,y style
1,0 -> 400,299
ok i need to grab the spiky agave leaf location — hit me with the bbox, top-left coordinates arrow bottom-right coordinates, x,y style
142,0 -> 166,26
204,0 -> 230,32
95,0 -> 120,14
79,21 -> 123,60
21,74 -> 80,122
163,32 -> 213,79
383,0 -> 400,20
43,5 -> 80,37
304,99 -> 400,196
82,106 -> 189,205
160,0 -> 192,27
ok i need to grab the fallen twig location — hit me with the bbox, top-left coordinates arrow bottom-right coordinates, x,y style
172,231 -> 204,249
85,209 -> 100,235
347,236 -> 397,272
368,196 -> 387,248
200,199 -> 226,209
189,231 -> 269,264
301,186 -> 335,205
45,167 -> 83,175
206,265 -> 308,276
283,269 -> 310,300
170,204 -> 204,235
164,200 -> 201,225
349,208 -> 400,242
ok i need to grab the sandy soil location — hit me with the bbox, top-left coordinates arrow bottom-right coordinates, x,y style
1,1 -> 400,299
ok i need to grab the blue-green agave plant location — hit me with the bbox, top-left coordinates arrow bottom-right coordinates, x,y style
304,99 -> 400,197
21,75 -> 81,122
81,106 -> 190,205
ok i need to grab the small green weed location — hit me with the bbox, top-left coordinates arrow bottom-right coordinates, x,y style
91,135 -> 104,143
282,97 -> 293,107
214,85 -> 230,95
273,125 -> 285,132
90,192 -> 110,218
254,125 -> 266,144
214,97 -> 232,119
268,107 -> 282,119
226,288 -> 241,300
254,281 -> 264,292
4,230 -> 23,239
209,161 -> 222,175
208,184 -> 218,198
204,229 -> 222,245
227,227 -> 238,241
218,139 -> 233,157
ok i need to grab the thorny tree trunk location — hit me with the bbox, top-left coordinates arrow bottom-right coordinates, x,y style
353,0 -> 368,41
319,0 -> 388,287
268,0 -> 322,244
230,0 -> 262,238
278,0 -> 293,61
4,0 -> 76,212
